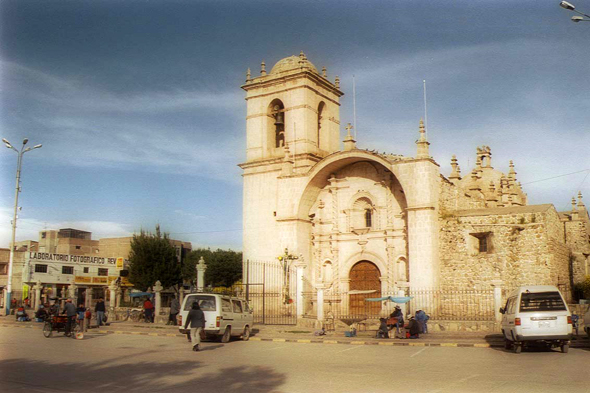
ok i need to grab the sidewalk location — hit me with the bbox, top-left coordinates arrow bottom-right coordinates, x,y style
2,316 -> 589,348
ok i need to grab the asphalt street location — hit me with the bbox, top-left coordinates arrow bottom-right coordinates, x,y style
1,325 -> 588,393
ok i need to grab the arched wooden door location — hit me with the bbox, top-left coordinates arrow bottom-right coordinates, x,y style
349,261 -> 381,316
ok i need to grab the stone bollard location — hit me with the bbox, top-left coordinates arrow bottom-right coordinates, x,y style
154,280 -> 163,323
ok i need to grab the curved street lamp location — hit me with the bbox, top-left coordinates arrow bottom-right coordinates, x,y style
3,137 -> 42,315
560,1 -> 590,22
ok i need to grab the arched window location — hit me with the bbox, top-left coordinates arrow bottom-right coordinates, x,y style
352,197 -> 374,230
364,208 -> 372,228
269,100 -> 285,149
317,102 -> 325,150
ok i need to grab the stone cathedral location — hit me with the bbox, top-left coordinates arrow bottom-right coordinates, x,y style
239,52 -> 590,311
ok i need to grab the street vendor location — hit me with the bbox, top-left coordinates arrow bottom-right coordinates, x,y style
389,306 -> 404,334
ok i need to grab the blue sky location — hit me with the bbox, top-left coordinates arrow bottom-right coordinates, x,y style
1,0 -> 589,251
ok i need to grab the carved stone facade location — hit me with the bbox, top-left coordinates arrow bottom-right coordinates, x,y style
240,53 -> 590,311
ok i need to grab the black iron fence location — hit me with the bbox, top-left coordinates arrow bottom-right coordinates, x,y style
243,260 -> 297,325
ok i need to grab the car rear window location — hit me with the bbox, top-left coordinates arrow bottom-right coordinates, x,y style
519,291 -> 566,312
184,295 -> 216,311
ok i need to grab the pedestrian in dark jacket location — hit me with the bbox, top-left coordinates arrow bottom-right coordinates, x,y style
390,306 -> 404,334
95,297 -> 106,327
63,299 -> 77,336
184,302 -> 206,351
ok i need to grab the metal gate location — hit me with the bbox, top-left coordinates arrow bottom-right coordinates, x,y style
243,260 -> 297,325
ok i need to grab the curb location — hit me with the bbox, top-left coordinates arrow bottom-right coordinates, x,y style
248,337 -> 501,348
3,324 -> 588,348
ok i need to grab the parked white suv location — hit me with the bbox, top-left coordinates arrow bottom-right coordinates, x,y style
178,293 -> 253,342
500,285 -> 572,353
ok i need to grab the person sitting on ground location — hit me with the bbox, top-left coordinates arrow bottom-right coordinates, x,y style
390,306 -> 404,334
35,305 -> 49,322
378,317 -> 389,339
407,316 -> 421,339
16,306 -> 30,322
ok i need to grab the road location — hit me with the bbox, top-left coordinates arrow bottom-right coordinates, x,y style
0,326 -> 588,393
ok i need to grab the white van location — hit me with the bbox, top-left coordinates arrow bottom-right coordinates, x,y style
178,293 -> 253,342
500,285 -> 572,353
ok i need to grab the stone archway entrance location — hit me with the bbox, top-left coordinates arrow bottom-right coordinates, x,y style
349,261 -> 381,316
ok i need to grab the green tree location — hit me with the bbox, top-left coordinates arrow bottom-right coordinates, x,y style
182,248 -> 242,287
128,225 -> 181,291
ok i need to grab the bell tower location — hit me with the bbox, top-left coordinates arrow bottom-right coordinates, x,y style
241,51 -> 344,170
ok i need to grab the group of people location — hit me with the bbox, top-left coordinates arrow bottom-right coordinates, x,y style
378,306 -> 430,339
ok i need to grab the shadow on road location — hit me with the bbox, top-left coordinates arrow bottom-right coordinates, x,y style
1,358 -> 287,392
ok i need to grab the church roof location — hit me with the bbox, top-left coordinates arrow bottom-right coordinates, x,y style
270,53 -> 319,75
454,204 -> 554,217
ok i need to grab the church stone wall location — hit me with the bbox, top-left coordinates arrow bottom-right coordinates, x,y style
439,208 -> 570,293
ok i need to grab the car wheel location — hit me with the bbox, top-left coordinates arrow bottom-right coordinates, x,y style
504,339 -> 513,350
561,343 -> 569,353
514,343 -> 522,354
221,326 -> 231,343
242,326 -> 250,341
43,321 -> 52,338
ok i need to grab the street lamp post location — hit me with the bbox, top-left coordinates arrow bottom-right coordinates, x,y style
2,137 -> 42,315
560,1 -> 590,22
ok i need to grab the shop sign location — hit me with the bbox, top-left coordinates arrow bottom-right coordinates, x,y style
75,276 -> 92,284
116,257 -> 124,269
107,276 -> 134,287
92,277 -> 108,284
29,252 -> 117,265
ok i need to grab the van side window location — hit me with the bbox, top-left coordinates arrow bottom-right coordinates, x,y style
221,298 -> 232,313
242,301 -> 250,312
506,297 -> 516,314
232,300 -> 243,313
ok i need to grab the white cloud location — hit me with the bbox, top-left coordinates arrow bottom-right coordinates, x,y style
0,207 -> 133,248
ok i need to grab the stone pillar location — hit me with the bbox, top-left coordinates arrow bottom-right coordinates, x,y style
196,257 -> 207,291
341,279 -> 351,315
86,289 -> 93,309
116,288 -> 122,308
491,280 -> 503,324
109,280 -> 118,309
68,280 -> 77,302
154,280 -> 163,322
397,288 -> 407,319
33,280 -> 42,310
316,285 -> 325,321
295,262 -> 306,318
60,287 -> 66,309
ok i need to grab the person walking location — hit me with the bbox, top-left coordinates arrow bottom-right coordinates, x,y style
184,302 -> 206,351
62,299 -> 77,336
168,297 -> 180,325
95,297 -> 106,327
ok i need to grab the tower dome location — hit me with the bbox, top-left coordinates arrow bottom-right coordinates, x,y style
270,52 -> 319,75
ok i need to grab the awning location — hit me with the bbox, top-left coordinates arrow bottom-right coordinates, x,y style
365,296 -> 413,304
129,292 -> 154,298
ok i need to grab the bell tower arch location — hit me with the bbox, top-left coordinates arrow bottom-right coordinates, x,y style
241,52 -> 344,168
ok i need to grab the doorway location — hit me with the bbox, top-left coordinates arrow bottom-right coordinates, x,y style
349,261 -> 381,316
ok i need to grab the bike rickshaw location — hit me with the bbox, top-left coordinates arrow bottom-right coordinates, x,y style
43,315 -> 80,338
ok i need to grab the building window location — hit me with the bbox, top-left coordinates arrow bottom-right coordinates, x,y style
62,266 -> 74,275
35,264 -> 48,273
365,209 -> 372,228
75,245 -> 81,250
41,232 -> 46,239
84,267 -> 89,273
471,232 -> 492,254
0,263 -> 7,275
98,268 -> 108,276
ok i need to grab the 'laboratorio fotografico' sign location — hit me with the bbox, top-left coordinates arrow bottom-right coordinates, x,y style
28,252 -> 119,265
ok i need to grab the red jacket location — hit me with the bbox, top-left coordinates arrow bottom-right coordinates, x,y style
143,300 -> 154,310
